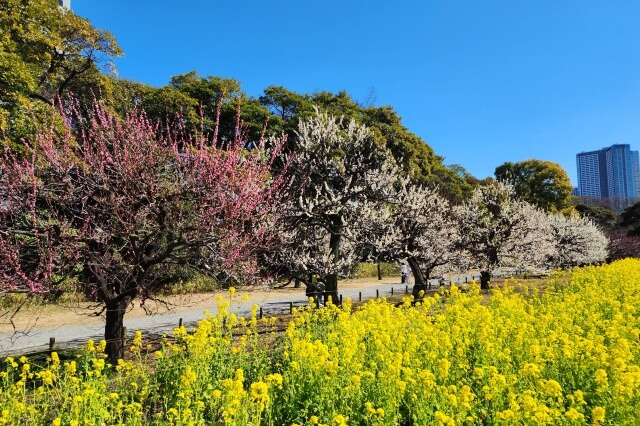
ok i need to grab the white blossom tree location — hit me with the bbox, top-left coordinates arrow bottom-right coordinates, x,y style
356,183 -> 462,296
352,200 -> 399,279
270,109 -> 400,302
454,181 -> 554,289
547,213 -> 608,269
396,184 -> 462,296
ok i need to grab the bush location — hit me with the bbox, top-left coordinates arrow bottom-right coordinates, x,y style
351,262 -> 399,279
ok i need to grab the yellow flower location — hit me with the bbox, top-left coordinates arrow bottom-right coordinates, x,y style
132,330 -> 143,347
250,380 -> 270,409
595,369 -> 608,387
447,393 -> 458,406
434,411 -> 455,426
496,410 -> 515,421
438,358 -> 450,379
65,360 -> 77,374
38,369 -> 55,386
592,407 -> 605,424
333,414 -> 348,425
181,366 -> 197,387
266,373 -> 283,389
565,408 -> 584,422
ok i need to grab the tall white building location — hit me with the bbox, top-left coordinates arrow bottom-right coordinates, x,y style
58,0 -> 71,9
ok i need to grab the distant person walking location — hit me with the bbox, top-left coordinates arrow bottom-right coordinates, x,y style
401,262 -> 408,284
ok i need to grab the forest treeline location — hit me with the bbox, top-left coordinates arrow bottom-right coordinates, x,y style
0,0 -> 485,204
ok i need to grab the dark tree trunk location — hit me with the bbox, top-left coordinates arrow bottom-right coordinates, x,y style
377,261 -> 382,281
325,272 -> 339,304
481,249 -> 498,290
294,278 -> 301,288
325,224 -> 342,304
104,295 -> 132,364
408,257 -> 428,298
480,271 -> 491,290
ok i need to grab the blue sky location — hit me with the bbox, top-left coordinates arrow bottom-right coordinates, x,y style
74,0 -> 640,185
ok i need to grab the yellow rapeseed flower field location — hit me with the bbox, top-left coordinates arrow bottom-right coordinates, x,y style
0,260 -> 639,425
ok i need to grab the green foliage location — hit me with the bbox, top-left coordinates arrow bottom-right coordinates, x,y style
495,159 -> 573,212
0,285 -> 84,310
258,88 -> 475,202
0,0 -> 121,145
620,200 -> 640,236
159,275 -> 219,295
575,203 -> 619,231
352,262 -> 399,279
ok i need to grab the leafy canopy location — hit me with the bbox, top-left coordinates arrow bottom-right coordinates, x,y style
495,159 -> 573,212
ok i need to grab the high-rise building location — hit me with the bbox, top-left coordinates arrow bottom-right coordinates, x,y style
576,150 -> 604,198
58,0 -> 70,9
576,145 -> 640,209
633,151 -> 640,196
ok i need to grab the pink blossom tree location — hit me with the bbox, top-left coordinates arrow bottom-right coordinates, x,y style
607,230 -> 640,261
0,99 -> 289,362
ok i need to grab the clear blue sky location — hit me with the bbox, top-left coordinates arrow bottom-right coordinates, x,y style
74,0 -> 640,185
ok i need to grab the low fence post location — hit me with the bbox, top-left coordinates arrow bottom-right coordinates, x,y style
376,289 -> 379,298
49,337 -> 56,354
391,287 -> 394,295
289,301 -> 293,314
178,318 -> 183,328
259,306 -> 263,320
405,285 -> 408,294
359,291 -> 362,302
122,327 -> 127,347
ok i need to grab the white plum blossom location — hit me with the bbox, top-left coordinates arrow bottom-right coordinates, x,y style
454,181 -> 554,289
356,182 -> 462,295
268,108 -> 401,300
547,213 -> 608,269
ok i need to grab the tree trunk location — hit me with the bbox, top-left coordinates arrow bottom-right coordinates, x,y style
377,261 -> 382,281
480,271 -> 491,290
294,278 -> 301,288
104,295 -> 132,365
408,257 -> 428,298
325,225 -> 342,304
325,272 -> 338,304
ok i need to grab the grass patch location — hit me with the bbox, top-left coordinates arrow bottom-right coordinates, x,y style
351,262 -> 399,279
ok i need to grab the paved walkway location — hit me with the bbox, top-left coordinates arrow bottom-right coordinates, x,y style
0,270 -> 517,356
0,281 -> 407,356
